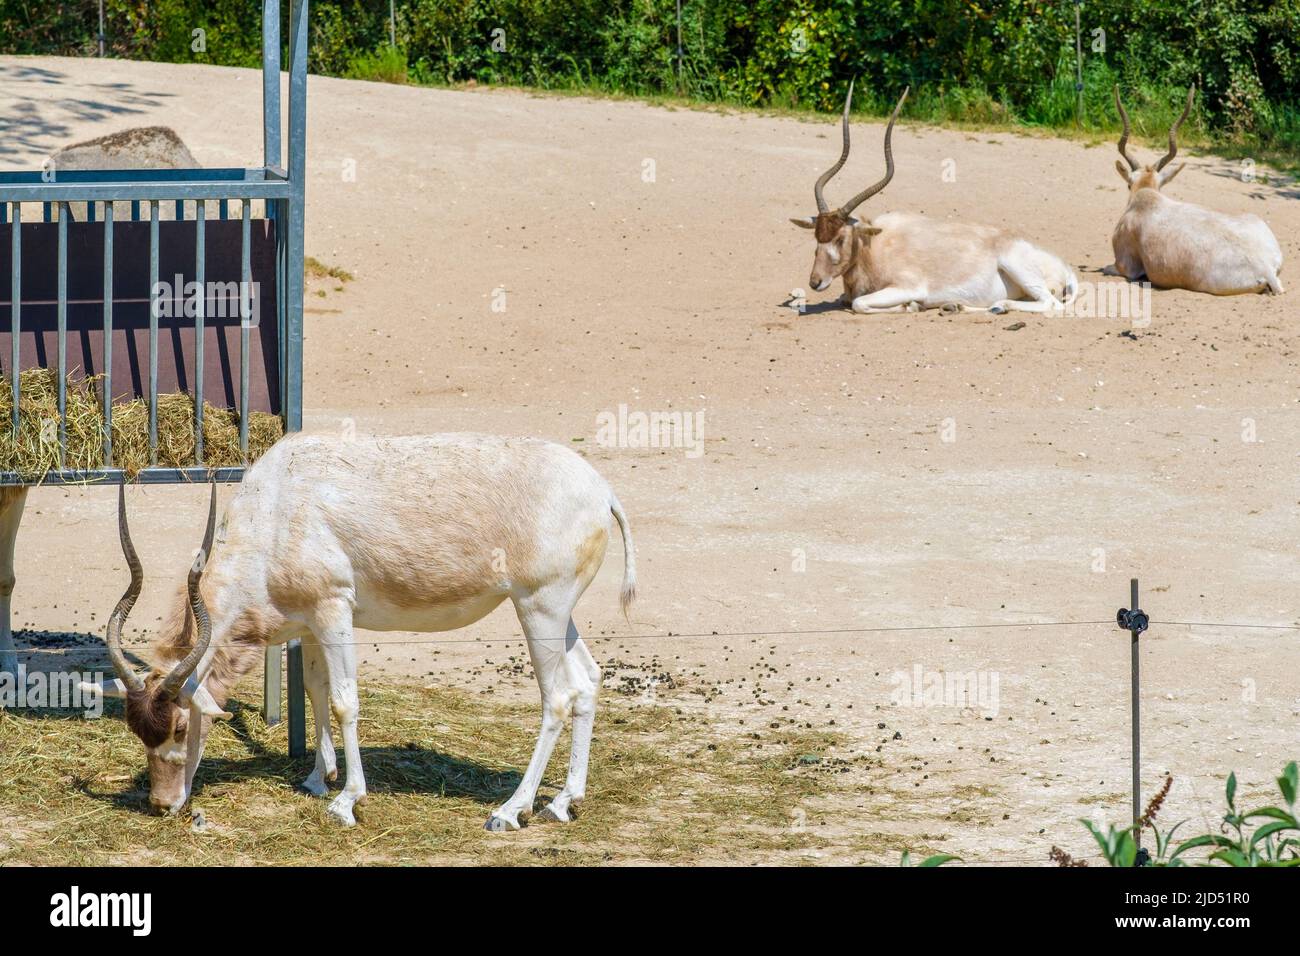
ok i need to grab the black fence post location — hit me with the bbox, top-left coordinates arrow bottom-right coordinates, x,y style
1117,578 -> 1149,865
288,639 -> 307,758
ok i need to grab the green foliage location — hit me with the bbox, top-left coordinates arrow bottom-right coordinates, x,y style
347,45 -> 411,84
899,850 -> 960,867
1084,762 -> 1300,867
2,1 -> 1298,157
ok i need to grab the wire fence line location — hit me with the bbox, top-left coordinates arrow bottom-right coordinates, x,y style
6,615 -> 1297,656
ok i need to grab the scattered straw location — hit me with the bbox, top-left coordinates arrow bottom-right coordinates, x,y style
0,675 -> 852,866
0,368 -> 283,481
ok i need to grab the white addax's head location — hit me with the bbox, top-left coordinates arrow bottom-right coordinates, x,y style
790,82 -> 909,292
81,484 -> 231,815
1113,85 -> 1195,194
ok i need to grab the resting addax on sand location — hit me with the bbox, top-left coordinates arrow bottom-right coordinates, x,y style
792,83 -> 1077,315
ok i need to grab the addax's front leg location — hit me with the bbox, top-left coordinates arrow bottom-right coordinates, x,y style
300,641 -> 338,798
850,286 -> 928,314
0,488 -> 27,680
312,600 -> 367,826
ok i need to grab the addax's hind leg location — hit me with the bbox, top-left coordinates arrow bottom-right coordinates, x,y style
486,590 -> 582,831
991,258 -> 1065,315
535,620 -> 600,823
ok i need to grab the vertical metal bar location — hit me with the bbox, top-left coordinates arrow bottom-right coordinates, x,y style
87,202 -> 96,224
287,639 -> 306,758
219,199 -> 228,221
240,200 -> 251,457
131,200 -> 139,222
42,203 -> 51,224
174,199 -> 183,221
1130,577 -> 1141,854
284,0 -> 308,434
9,204 -> 19,435
56,203 -> 67,467
194,202 -> 205,464
148,200 -> 159,464
102,203 -> 114,465
263,0 -> 283,171
263,645 -> 282,726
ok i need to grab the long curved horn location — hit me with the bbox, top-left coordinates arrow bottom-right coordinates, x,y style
160,483 -> 218,700
1156,85 -> 1195,171
1114,86 -> 1140,170
813,78 -> 856,213
838,86 -> 909,217
106,483 -> 146,693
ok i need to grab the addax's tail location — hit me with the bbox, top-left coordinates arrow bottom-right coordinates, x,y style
609,494 -> 637,618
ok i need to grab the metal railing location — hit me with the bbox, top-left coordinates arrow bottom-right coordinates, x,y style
0,0 -> 309,754
0,0 -> 306,485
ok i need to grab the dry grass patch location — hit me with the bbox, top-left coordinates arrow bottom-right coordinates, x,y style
0,677 -> 853,865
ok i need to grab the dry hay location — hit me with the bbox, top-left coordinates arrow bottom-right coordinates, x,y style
0,674 -> 854,866
0,368 -> 283,481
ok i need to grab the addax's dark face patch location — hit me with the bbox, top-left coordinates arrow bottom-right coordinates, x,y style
814,212 -> 849,243
125,686 -> 179,749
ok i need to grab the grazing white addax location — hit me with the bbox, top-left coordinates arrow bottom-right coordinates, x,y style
1109,86 -> 1284,295
82,433 -> 636,830
792,83 -> 1077,315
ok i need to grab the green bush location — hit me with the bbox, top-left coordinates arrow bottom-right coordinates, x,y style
3,1 -> 1298,158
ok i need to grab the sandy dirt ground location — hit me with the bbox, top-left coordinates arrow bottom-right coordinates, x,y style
1,56 -> 1298,865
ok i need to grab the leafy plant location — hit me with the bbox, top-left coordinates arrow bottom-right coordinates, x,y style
899,850 -> 960,867
1079,762 -> 1300,867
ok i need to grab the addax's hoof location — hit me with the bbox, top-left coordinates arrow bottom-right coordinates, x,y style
484,814 -> 518,832
326,798 -> 358,827
535,806 -> 566,823
300,776 -> 329,798
989,304 -> 1006,315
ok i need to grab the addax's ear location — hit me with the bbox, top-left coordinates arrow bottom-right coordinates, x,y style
1159,162 -> 1186,187
185,683 -> 233,720
1115,159 -> 1133,183
79,678 -> 127,701
789,217 -> 816,230
853,221 -> 883,237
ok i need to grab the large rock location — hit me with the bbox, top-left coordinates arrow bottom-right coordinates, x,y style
51,125 -> 197,171
47,126 -> 198,222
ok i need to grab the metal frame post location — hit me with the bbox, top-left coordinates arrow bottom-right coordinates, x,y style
279,0 -> 309,757
264,643 -> 283,725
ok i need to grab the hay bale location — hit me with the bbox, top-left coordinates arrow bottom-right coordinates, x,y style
0,369 -> 283,481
